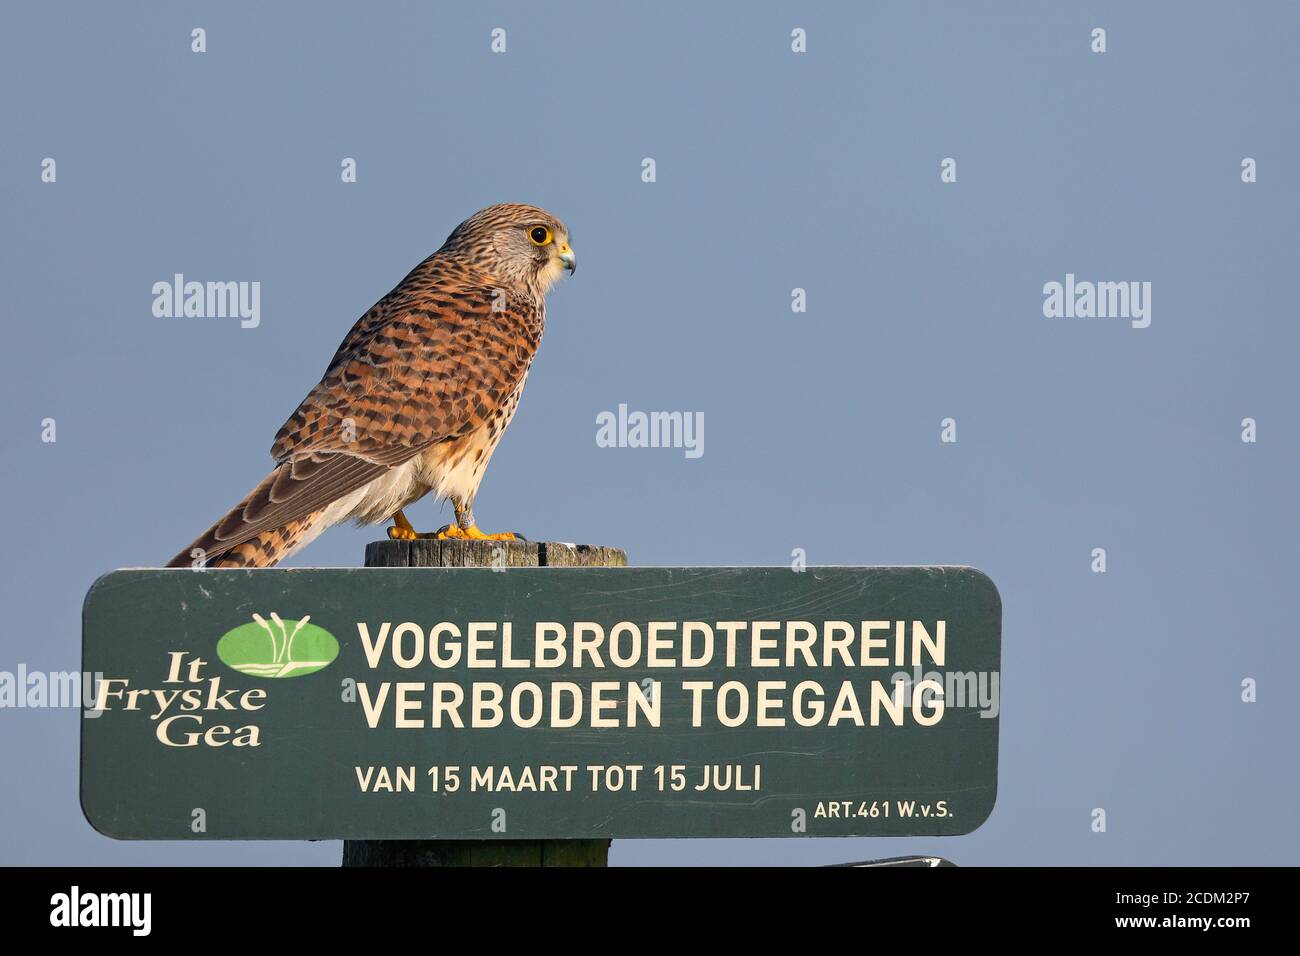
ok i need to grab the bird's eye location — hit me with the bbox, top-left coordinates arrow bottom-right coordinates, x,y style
529,226 -> 552,246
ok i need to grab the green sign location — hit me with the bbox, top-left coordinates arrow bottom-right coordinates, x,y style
81,567 -> 1001,840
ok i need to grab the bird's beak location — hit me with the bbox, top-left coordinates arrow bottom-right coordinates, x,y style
558,242 -> 577,275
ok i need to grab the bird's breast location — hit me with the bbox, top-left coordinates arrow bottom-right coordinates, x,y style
417,370 -> 529,502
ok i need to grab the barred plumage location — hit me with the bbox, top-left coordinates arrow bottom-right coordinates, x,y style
166,203 -> 574,569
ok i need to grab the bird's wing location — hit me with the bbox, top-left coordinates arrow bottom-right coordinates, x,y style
199,259 -> 544,556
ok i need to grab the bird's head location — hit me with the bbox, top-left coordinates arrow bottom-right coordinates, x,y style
439,202 -> 576,295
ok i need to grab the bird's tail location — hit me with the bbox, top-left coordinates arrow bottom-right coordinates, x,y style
165,472 -> 329,569
166,510 -> 328,568
167,512 -> 327,568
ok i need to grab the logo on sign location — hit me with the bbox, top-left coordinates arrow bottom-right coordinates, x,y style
216,613 -> 339,679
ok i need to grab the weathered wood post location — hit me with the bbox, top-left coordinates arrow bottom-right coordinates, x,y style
341,536 -> 627,867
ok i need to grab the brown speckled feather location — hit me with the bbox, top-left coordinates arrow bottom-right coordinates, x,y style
166,203 -> 568,568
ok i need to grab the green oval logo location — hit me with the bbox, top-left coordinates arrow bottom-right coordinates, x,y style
217,613 -> 338,679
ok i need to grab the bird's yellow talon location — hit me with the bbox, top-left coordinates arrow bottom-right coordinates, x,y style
434,524 -> 517,541
390,509 -> 518,542
388,510 -> 420,540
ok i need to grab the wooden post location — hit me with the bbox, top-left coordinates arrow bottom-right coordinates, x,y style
341,537 -> 627,867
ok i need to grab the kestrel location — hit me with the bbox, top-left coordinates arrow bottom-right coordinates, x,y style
166,203 -> 575,569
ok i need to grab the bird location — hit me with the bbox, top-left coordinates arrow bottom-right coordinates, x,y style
166,202 -> 575,569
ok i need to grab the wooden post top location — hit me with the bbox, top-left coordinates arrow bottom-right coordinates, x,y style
364,538 -> 628,569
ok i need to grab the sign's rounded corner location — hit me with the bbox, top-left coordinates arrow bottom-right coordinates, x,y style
82,569 -> 130,619
79,788 -> 130,842
952,566 -> 1003,616
955,784 -> 999,837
